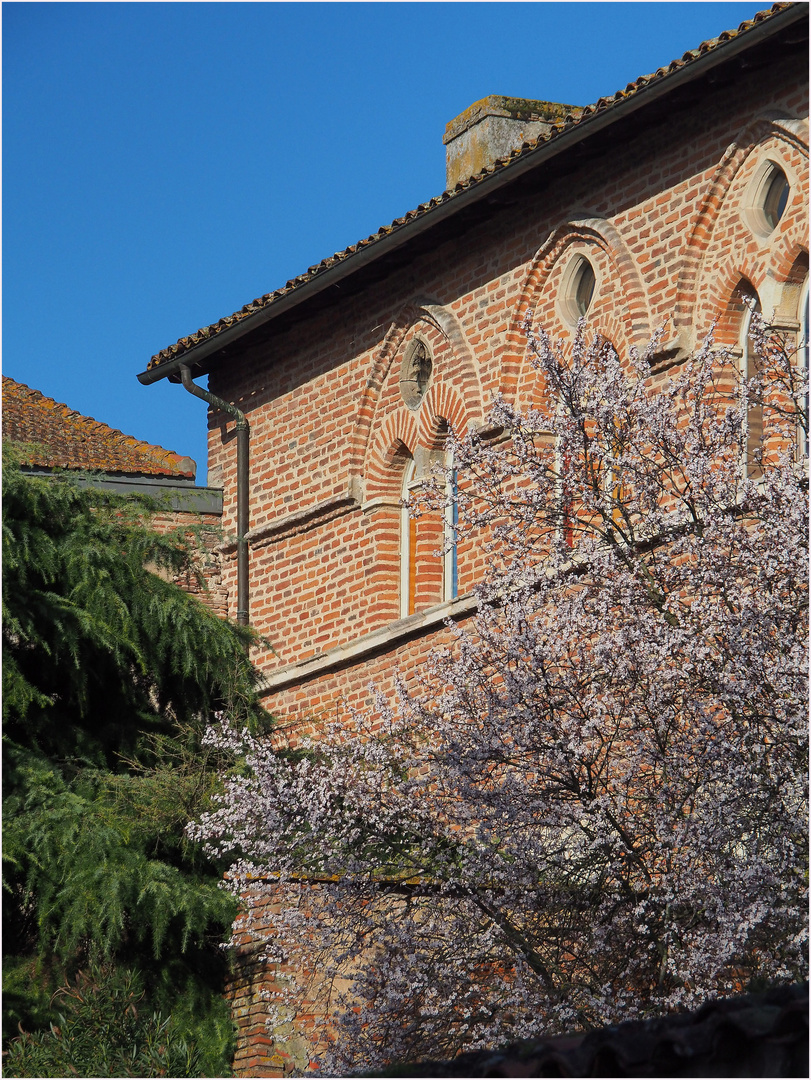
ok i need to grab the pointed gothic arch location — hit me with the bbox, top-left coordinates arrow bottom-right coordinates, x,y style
675,114 -> 808,346
504,218 -> 652,411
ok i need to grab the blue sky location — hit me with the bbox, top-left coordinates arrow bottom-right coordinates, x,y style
3,1 -> 769,482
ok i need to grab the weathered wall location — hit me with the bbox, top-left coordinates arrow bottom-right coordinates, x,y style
150,506 -> 230,617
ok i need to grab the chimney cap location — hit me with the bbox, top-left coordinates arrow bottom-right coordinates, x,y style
444,95 -> 582,145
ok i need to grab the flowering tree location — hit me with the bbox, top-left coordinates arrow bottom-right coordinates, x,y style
192,320 -> 808,1074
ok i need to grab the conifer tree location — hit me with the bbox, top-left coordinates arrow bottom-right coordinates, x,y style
2,453 -> 268,1077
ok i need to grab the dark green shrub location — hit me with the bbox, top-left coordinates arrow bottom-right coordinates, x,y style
4,965 -> 199,1077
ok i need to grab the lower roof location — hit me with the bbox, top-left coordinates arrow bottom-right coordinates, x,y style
2,376 -> 196,480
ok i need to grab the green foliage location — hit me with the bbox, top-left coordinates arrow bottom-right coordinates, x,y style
4,964 -> 200,1078
2,452 -> 271,1076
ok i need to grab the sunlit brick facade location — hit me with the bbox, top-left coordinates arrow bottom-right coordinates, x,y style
139,6 -> 808,1073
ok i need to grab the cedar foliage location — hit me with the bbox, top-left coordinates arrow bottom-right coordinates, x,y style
2,452 -> 269,1076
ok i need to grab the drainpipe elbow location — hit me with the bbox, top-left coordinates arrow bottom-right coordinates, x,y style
178,365 -> 250,627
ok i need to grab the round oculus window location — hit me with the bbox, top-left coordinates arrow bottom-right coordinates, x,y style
762,164 -> 790,231
574,258 -> 596,317
561,255 -> 597,325
747,160 -> 791,237
399,338 -> 433,409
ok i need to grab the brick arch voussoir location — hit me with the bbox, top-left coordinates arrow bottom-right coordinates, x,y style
417,302 -> 486,427
711,274 -> 761,347
592,316 -> 627,358
772,249 -> 810,335
697,262 -> 762,343
675,115 -> 809,337
784,248 -> 810,283
418,382 -> 470,449
364,410 -> 420,502
507,218 -> 650,409
355,299 -> 485,495
348,299 -> 430,478
695,226 -> 809,343
769,224 -> 810,289
503,229 -> 572,405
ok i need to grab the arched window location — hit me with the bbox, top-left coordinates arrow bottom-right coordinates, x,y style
400,445 -> 458,614
442,451 -> 458,603
400,457 -> 417,617
741,294 -> 764,479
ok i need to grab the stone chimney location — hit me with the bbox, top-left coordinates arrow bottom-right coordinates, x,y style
443,96 -> 583,189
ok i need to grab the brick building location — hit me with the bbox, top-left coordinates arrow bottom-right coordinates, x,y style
137,4 -> 808,1073
2,376 -> 227,613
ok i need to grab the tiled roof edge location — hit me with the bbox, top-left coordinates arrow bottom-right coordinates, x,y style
143,3 -> 801,377
2,376 -> 196,479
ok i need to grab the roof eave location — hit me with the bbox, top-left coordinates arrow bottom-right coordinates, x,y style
137,3 -> 806,387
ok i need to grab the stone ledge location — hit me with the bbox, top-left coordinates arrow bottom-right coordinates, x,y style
237,494 -> 359,551
258,593 -> 478,695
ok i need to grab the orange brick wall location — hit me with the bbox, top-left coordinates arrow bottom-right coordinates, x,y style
209,57 -> 806,715
201,50 -> 807,1076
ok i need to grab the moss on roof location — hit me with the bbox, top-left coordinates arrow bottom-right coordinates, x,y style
2,376 -> 196,479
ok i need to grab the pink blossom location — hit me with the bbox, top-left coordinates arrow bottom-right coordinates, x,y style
191,323 -> 808,1073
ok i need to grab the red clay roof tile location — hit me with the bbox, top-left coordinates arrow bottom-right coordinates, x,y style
2,376 -> 196,480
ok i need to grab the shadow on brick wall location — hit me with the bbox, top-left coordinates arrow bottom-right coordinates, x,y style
375,984 -> 808,1079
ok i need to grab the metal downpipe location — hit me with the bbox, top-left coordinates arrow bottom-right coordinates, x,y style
179,365 -> 250,625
